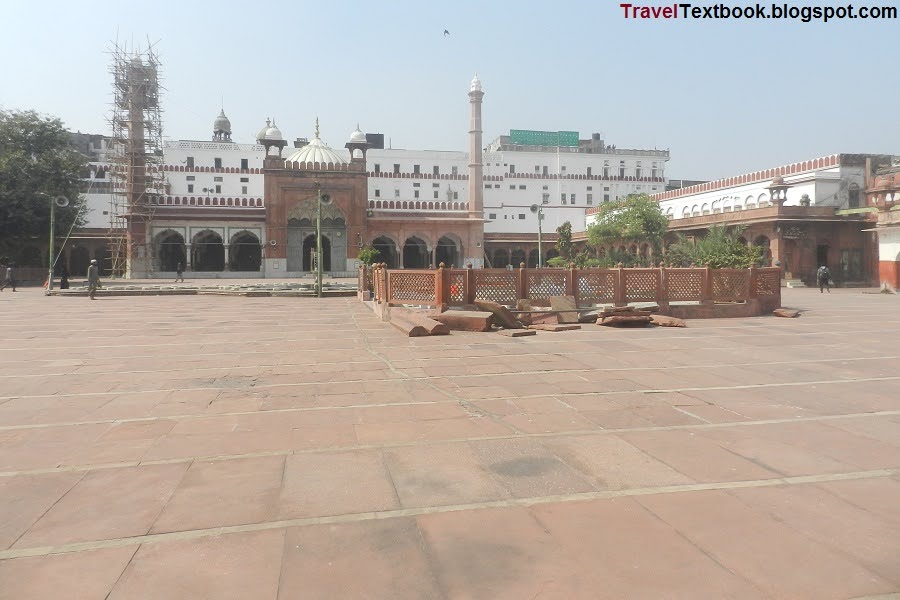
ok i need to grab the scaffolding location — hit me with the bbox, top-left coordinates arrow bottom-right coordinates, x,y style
107,41 -> 165,278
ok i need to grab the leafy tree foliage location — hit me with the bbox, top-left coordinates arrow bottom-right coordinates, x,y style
664,225 -> 763,269
356,244 -> 380,265
586,194 -> 669,256
0,110 -> 87,261
555,221 -> 573,260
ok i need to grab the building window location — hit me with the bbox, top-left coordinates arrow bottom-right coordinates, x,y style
848,183 -> 860,208
570,194 -> 576,203
413,164 -> 420,174
518,213 -> 526,219
587,167 -> 592,177
215,185 -> 221,193
393,164 -> 400,174
375,189 -> 380,197
534,166 -> 540,173
542,193 -> 550,204
494,184 -> 500,189
240,158 -> 248,170
214,176 -> 223,182
433,166 -> 439,176
394,189 -> 400,197
603,166 -> 609,178
451,166 -> 458,175
433,191 -> 439,199
604,194 -> 610,202
186,157 -> 194,168
561,166 -> 567,172
587,194 -> 593,204
510,185 -> 516,190
488,213 -> 497,220
453,192 -> 458,199
542,166 -> 548,176
509,165 -> 515,174
374,164 -> 380,173
413,183 -> 420,188
214,158 -> 222,169
242,186 -> 248,194
240,177 -> 249,182
619,161 -> 626,178
560,193 -> 566,203
542,185 -> 548,190
187,175 -> 195,181
187,184 -> 194,193
414,190 -> 420,198
519,185 -> 526,190
484,184 -> 491,189
432,183 -> 439,188
587,186 -> 592,191
635,167 -> 642,179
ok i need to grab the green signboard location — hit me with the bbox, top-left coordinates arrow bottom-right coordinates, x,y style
509,129 -> 579,147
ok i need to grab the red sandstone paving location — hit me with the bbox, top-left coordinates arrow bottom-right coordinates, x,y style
0,288 -> 898,597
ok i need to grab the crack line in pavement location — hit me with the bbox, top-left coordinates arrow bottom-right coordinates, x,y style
0,468 -> 894,560
0,409 -> 896,479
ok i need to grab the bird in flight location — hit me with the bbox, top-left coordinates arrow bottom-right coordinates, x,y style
443,29 -> 450,36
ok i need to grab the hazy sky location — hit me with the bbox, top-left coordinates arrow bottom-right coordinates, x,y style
2,1 -> 897,180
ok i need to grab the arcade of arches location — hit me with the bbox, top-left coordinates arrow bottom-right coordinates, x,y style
369,234 -> 463,269
153,229 -> 262,272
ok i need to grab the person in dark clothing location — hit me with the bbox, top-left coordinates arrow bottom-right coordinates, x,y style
816,265 -> 831,293
0,263 -> 15,292
59,264 -> 70,290
87,259 -> 100,299
175,261 -> 184,283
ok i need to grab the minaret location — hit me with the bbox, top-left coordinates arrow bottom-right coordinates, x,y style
467,73 -> 484,219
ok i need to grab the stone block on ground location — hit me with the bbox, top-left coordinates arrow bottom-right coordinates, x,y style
599,315 -> 652,327
497,329 -> 537,337
650,314 -> 687,327
389,314 -> 430,337
527,324 -> 582,332
474,300 -> 523,329
773,308 -> 800,318
431,310 -> 494,332
549,296 -> 579,324
577,310 -> 600,323
392,308 -> 450,335
530,312 -> 559,325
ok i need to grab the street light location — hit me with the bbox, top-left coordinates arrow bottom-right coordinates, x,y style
42,194 -> 69,292
530,200 -> 549,268
314,182 -> 331,298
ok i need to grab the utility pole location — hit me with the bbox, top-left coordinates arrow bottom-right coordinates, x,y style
48,196 -> 55,291
316,184 -> 323,298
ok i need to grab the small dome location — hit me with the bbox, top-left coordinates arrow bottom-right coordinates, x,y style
213,109 -> 231,134
264,120 -> 283,141
470,73 -> 482,92
349,124 -> 366,144
285,128 -> 347,165
771,175 -> 785,185
256,118 -> 271,142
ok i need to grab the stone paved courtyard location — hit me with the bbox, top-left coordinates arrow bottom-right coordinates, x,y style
0,286 -> 898,599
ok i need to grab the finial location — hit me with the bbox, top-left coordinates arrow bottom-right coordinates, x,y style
314,117 -> 320,139
266,118 -> 271,127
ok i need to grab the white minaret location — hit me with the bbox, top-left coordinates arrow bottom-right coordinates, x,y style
467,73 -> 485,266
467,73 -> 484,219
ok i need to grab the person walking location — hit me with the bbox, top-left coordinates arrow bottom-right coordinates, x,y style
0,263 -> 15,292
816,265 -> 831,294
87,259 -> 100,300
175,261 -> 184,283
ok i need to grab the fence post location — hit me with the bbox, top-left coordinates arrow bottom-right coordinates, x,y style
614,264 -> 627,307
566,263 -> 577,299
516,263 -> 528,304
436,263 -> 448,312
748,266 -> 758,300
658,263 -> 670,313
701,265 -> 714,307
465,263 -> 476,306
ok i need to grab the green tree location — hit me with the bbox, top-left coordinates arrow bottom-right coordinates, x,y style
664,225 -> 763,269
586,194 -> 669,259
0,110 -> 87,262
356,244 -> 380,266
555,221 -> 573,260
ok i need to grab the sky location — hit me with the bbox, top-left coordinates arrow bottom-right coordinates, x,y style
1,0 -> 897,180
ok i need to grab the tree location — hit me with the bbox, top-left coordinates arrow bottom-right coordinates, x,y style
356,244 -> 380,266
555,221 -> 573,261
586,194 -> 669,259
0,110 -> 87,262
664,225 -> 763,269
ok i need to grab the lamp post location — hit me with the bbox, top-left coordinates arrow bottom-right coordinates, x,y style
43,194 -> 69,292
530,199 -> 550,268
314,182 -> 331,298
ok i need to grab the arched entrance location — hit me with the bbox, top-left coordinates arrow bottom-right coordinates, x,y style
302,234 -> 331,272
230,231 -> 261,272
192,230 -> 225,271
70,246 -> 90,276
372,236 -> 398,268
403,236 -> 428,269
510,249 -> 526,268
94,246 -> 111,276
527,249 -> 539,268
493,249 -> 510,269
753,235 -> 772,266
435,235 -> 460,268
156,231 -> 185,272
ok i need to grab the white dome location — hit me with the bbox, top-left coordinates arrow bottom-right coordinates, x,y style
213,109 -> 231,133
256,118 -> 271,142
470,73 -> 482,92
264,120 -> 283,141
349,125 -> 366,143
285,136 -> 347,165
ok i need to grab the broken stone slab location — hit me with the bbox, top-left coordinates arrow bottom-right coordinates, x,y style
599,315 -> 652,327
474,299 -> 523,329
527,324 -> 582,332
650,314 -> 686,327
392,308 -> 450,335
773,308 -> 800,318
431,310 -> 494,332
530,312 -> 559,325
390,314 -> 430,337
578,310 -> 600,323
497,329 -> 537,337
549,296 -> 579,324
